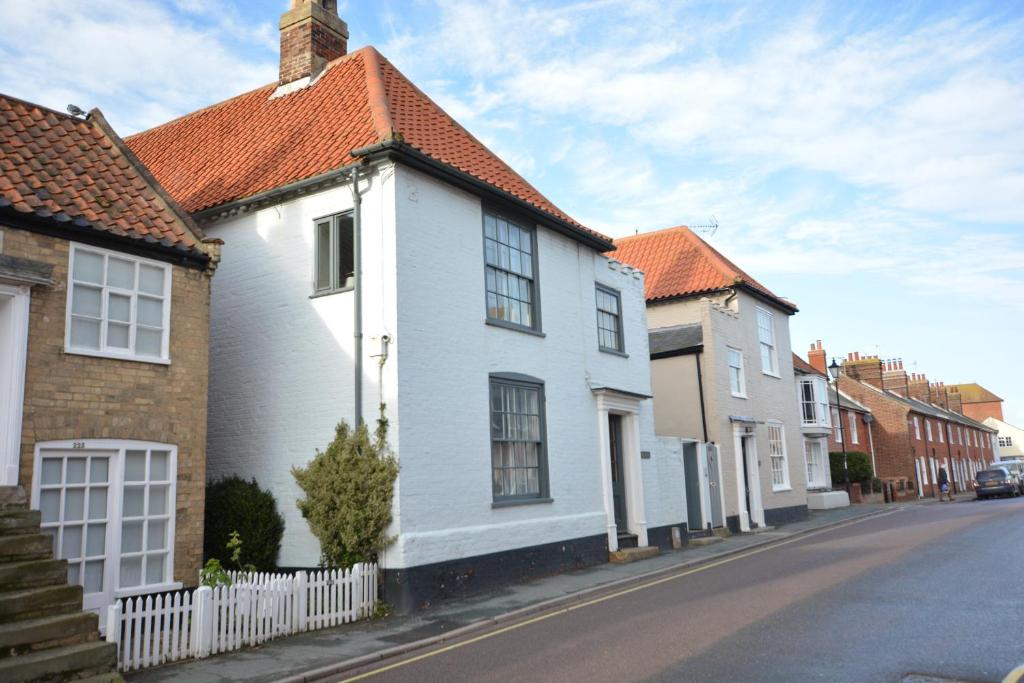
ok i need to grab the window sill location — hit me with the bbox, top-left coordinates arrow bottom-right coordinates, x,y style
731,392 -> 748,399
65,347 -> 170,366
491,497 -> 553,509
599,347 -> 629,358
761,371 -> 782,379
486,319 -> 545,337
309,286 -> 354,299
771,486 -> 792,493
115,581 -> 183,599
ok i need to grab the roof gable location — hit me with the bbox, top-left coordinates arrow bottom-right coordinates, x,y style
127,47 -> 606,245
793,353 -> 825,376
610,226 -> 797,312
947,383 -> 1003,404
0,94 -> 205,257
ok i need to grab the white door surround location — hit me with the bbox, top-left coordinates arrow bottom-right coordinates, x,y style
0,283 -> 30,486
732,422 -> 765,532
595,390 -> 648,552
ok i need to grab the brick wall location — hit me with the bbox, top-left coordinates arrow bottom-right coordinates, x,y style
835,376 -> 918,497
279,12 -> 347,84
3,227 -> 211,586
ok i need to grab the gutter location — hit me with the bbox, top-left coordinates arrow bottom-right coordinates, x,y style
350,140 -> 614,253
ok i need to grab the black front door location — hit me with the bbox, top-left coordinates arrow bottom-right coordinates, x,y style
609,414 -> 627,530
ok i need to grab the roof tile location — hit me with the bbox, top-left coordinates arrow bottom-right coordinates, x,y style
611,225 -> 797,311
126,46 -> 604,242
0,93 -> 203,252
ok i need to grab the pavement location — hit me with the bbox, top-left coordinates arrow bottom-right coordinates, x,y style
340,496 -> 1024,683
127,503 -> 888,683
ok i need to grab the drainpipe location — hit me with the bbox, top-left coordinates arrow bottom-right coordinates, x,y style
695,350 -> 709,443
350,166 -> 364,426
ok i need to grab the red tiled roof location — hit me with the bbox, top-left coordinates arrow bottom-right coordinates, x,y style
127,47 -> 605,242
793,352 -> 824,376
611,225 -> 797,312
0,94 -> 203,253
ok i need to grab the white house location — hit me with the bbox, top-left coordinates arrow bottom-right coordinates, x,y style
616,226 -> 810,533
986,417 -> 1024,460
128,0 -> 686,611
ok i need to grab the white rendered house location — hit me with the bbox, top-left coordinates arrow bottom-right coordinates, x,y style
129,1 -> 687,610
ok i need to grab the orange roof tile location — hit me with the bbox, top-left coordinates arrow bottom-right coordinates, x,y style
0,93 -> 203,255
127,47 -> 605,244
611,225 -> 797,312
793,352 -> 824,376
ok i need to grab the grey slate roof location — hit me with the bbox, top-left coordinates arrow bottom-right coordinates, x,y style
649,324 -> 703,356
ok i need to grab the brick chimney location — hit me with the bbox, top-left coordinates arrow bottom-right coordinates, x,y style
808,340 -> 827,375
279,0 -> 348,86
907,372 -> 931,403
883,358 -> 909,396
843,354 -> 884,389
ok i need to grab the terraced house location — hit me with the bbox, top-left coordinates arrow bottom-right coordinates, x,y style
127,0 -> 689,611
615,226 -> 809,534
0,92 -> 218,678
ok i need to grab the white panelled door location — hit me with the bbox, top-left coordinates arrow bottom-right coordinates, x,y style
35,447 -> 117,613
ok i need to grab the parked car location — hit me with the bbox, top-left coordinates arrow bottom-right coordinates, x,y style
975,467 -> 1022,499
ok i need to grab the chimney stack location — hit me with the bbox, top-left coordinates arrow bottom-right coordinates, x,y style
808,340 -> 827,374
279,0 -> 348,86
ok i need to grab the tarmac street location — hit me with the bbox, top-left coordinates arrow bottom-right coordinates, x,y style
337,498 -> 1024,683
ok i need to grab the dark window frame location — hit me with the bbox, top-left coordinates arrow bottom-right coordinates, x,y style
482,208 -> 543,335
312,211 -> 354,297
488,372 -> 551,506
595,284 -> 626,355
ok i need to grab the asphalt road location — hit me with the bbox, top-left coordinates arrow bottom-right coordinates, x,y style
336,497 -> 1024,683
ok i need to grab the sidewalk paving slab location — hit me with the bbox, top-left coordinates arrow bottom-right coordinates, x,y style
126,504 -> 891,683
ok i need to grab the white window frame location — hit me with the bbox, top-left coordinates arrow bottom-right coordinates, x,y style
727,346 -> 746,398
798,379 -> 816,425
31,440 -> 181,602
65,243 -> 172,364
804,438 -> 826,489
767,422 -> 790,491
818,379 -> 831,428
755,307 -> 779,377
913,416 -> 922,440
848,412 -> 859,445
831,407 -> 843,442
937,422 -> 944,443
999,436 -> 1012,448
926,420 -> 933,441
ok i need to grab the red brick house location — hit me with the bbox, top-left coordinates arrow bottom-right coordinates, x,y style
0,93 -> 219,619
807,343 -> 996,498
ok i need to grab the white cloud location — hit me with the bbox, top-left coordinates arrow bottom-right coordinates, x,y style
0,0 -> 276,133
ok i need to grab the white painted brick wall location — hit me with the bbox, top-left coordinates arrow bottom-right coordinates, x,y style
204,161 -> 683,570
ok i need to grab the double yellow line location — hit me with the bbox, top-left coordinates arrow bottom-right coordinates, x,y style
338,509 -> 899,682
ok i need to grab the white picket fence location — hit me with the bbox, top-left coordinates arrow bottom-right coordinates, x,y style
106,564 -> 377,672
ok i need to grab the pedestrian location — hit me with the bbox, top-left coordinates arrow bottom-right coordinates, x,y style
937,467 -> 952,502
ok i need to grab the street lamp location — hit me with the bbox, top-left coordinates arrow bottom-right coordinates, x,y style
828,359 -> 849,490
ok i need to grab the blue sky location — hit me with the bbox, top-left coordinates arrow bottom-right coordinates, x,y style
2,0 -> 1022,424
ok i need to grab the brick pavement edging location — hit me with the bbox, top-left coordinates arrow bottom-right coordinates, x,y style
273,506 -> 897,683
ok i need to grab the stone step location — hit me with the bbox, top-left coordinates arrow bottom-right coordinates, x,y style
0,559 -> 68,592
0,487 -> 28,511
745,525 -> 776,535
0,584 -> 83,624
0,533 -> 53,563
687,536 -> 724,547
0,640 -> 117,683
609,545 -> 660,564
0,611 -> 99,658
616,533 -> 639,549
712,527 -> 731,539
76,673 -> 125,683
0,509 -> 42,537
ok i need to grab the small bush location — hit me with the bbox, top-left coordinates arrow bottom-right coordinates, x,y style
829,451 -> 873,486
204,477 -> 285,570
292,418 -> 399,568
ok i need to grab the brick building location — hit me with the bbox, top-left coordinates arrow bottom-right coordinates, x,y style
945,383 -> 1004,422
805,343 -> 997,498
0,93 -> 219,618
